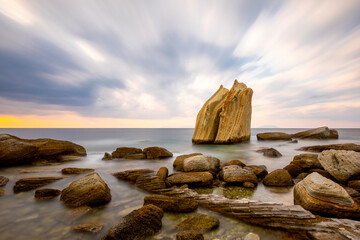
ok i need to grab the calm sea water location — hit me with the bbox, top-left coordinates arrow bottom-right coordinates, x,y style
0,128 -> 359,240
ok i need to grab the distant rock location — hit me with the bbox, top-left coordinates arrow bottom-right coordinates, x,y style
176,230 -> 204,240
0,176 -> 9,187
175,213 -> 219,233
61,167 -> 94,175
13,176 -> 63,193
173,153 -> 203,171
61,172 -> 111,207
102,152 -> 112,160
183,155 -> 220,172
294,172 -> 360,219
192,80 -> 253,144
0,134 -> 86,166
111,147 -> 144,159
299,143 -> 360,152
257,132 -> 292,141
222,160 -> 246,168
143,194 -> 198,212
156,167 -> 168,181
221,165 -> 257,184
34,188 -> 61,200
291,127 -> 338,139
102,204 -> 163,240
318,150 -> 360,183
167,172 -> 213,187
143,146 -> 173,159
72,222 -> 104,234
263,169 -> 294,187
256,148 -> 282,158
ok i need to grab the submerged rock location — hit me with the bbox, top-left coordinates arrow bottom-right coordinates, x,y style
294,172 -> 360,219
143,194 -> 198,212
183,155 -> 220,172
167,172 -> 213,187
175,213 -> 219,233
291,127 -> 338,139
256,148 -> 282,158
143,146 -> 173,159
192,80 -> 253,144
102,204 -> 163,240
61,167 -> 94,175
176,230 -> 204,240
318,150 -> 360,183
61,172 -> 111,207
156,167 -> 168,181
0,176 -> 9,187
299,143 -> 360,152
0,134 -> 86,166
34,188 -> 61,200
257,132 -> 292,141
222,165 -> 257,184
263,169 -> 294,187
72,222 -> 104,234
173,153 -> 203,171
13,176 -> 63,193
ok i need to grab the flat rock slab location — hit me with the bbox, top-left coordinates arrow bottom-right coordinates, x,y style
35,188 -> 61,200
0,176 -> 9,187
299,143 -> 360,152
13,176 -> 63,193
167,172 -> 213,187
72,222 -> 104,234
291,127 -> 338,139
175,213 -> 219,233
257,132 -> 292,141
144,194 -> 198,212
61,168 -> 94,174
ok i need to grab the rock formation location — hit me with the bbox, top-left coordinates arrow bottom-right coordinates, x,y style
192,80 -> 253,144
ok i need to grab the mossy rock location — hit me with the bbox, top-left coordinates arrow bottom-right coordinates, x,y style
223,186 -> 254,199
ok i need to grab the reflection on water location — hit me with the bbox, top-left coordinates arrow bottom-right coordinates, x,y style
0,128 -> 359,239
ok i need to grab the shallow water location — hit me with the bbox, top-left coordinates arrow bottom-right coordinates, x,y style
0,128 -> 359,239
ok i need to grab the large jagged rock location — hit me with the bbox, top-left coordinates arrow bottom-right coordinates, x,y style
102,204 -> 163,240
60,172 -> 111,207
192,80 -> 253,144
183,155 -> 220,172
291,127 -> 338,139
294,172 -> 360,219
0,134 -> 86,166
318,150 -> 360,183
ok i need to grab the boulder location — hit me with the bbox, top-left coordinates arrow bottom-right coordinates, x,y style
143,147 -> 173,159
13,176 -> 63,193
34,188 -> 61,200
294,172 -> 360,219
222,165 -> 257,184
222,160 -> 246,168
0,176 -> 9,187
284,153 -> 320,177
61,167 -> 94,175
111,147 -> 144,159
143,194 -> 198,212
263,169 -> 294,187
183,155 -> 220,172
256,148 -> 282,158
192,80 -> 253,144
348,180 -> 360,191
156,167 -> 168,181
72,222 -> 104,234
167,172 -> 213,187
102,152 -> 112,160
299,143 -> 360,152
318,150 -> 360,183
60,172 -> 111,207
175,213 -> 219,233
291,127 -> 338,139
176,230 -> 204,240
247,165 -> 268,179
257,132 -> 292,141
102,204 -> 163,240
0,134 -> 86,166
173,153 -> 202,171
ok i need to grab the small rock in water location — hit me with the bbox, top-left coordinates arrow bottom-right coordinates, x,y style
61,167 -> 94,174
156,167 -> 168,181
0,176 -> 9,187
183,155 -> 220,172
175,213 -> 219,233
256,148 -> 282,158
176,230 -> 204,240
111,147 -> 143,159
244,232 -> 260,240
13,176 -> 63,193
256,132 -> 292,141
35,188 -> 61,200
263,169 -> 294,187
102,152 -> 112,160
143,146 -> 173,159
72,222 -> 104,234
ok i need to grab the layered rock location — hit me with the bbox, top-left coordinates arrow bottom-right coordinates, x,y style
183,155 -> 220,172
257,132 -> 292,141
291,126 -> 338,139
143,194 -> 198,212
294,172 -> 360,219
61,167 -> 94,175
60,172 -> 111,207
318,150 -> 360,183
299,143 -> 360,152
221,165 -> 257,184
0,134 -> 86,166
102,204 -> 163,240
13,176 -> 63,193
192,80 -> 252,144
156,167 -> 168,181
175,213 -> 220,233
263,169 -> 294,187
167,172 -> 213,187
173,153 -> 202,171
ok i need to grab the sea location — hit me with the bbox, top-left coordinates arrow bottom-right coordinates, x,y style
0,128 -> 359,240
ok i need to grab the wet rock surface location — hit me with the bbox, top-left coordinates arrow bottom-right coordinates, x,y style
60,172 -> 111,207
167,172 -> 213,187
257,132 -> 292,141
34,188 -> 61,200
256,148 -> 282,158
72,222 -> 104,234
61,167 -> 94,174
0,176 -> 9,187
183,155 -> 220,172
175,213 -> 220,233
173,153 -> 202,171
13,176 -> 63,193
143,194 -> 198,212
263,169 -> 294,187
143,146 -> 173,159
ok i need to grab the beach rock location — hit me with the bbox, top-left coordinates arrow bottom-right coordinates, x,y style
318,150 -> 360,182
156,167 -> 168,181
222,160 -> 246,168
72,222 -> 104,234
0,176 -> 9,187
143,194 -> 198,212
102,204 -> 163,240
243,182 -> 255,188
247,165 -> 268,179
291,127 -> 338,139
135,175 -> 167,192
34,188 -> 61,200
0,134 -> 86,166
257,132 -> 292,141
348,180 -> 360,191
284,153 -> 321,177
294,172 -> 360,219
167,172 -> 213,187
299,143 -> 360,152
61,167 -> 94,174
183,155 -> 220,172
263,169 -> 294,187
176,230 -> 204,240
61,172 -> 111,207
102,152 -> 112,160
175,213 -> 219,233
222,165 -> 257,184
111,147 -> 143,159
256,148 -> 282,158
13,176 -> 63,193
173,153 -> 202,171
192,80 -> 253,144
244,232 -> 260,240
143,146 -> 173,159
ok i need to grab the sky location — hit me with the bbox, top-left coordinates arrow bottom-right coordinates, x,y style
0,0 -> 359,128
